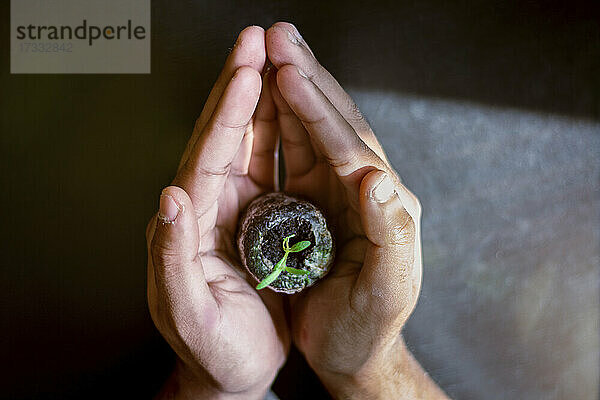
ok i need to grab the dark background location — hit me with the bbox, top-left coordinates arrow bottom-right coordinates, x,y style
1,1 -> 599,399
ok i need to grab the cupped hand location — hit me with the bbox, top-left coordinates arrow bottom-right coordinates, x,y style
265,22 -> 426,396
146,26 -> 289,400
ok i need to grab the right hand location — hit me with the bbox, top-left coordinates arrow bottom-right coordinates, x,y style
146,26 -> 289,400
265,22 -> 447,399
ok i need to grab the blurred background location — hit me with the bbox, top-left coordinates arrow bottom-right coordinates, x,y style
1,1 -> 598,399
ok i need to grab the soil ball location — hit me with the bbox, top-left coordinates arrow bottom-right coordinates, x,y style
236,192 -> 335,293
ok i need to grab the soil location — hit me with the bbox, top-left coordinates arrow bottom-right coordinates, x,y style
262,218 -> 315,270
236,192 -> 334,293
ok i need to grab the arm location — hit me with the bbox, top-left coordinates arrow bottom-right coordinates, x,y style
154,360 -> 272,400
318,337 -> 448,400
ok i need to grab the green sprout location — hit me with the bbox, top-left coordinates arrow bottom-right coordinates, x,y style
256,234 -> 311,290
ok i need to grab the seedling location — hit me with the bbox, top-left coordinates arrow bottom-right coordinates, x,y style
256,234 -> 311,290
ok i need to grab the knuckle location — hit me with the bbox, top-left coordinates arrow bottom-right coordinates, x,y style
213,115 -> 249,130
324,153 -> 352,170
179,158 -> 231,180
195,162 -> 231,177
346,98 -> 367,126
299,113 -> 327,126
322,141 -> 370,171
151,237 -> 182,271
312,63 -> 327,80
388,210 -> 415,245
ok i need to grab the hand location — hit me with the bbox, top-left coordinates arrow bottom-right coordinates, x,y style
265,22 -> 447,399
146,26 -> 288,400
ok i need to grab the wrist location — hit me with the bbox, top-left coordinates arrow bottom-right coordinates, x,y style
313,336 -> 448,400
313,339 -> 401,400
155,359 -> 271,400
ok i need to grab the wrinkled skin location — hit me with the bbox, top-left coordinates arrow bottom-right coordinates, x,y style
147,22 -> 447,400
146,26 -> 289,400
264,22 -> 423,382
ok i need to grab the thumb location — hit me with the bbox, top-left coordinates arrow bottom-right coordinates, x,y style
354,170 -> 419,319
149,186 -> 215,324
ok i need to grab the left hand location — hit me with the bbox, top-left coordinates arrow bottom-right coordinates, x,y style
264,22 -> 425,396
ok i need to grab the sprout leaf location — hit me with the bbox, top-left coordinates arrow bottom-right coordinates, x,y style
284,266 -> 310,276
289,241 -> 311,253
256,236 -> 312,290
256,267 -> 283,289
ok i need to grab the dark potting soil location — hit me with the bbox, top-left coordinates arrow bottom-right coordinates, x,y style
261,218 -> 315,270
236,192 -> 334,293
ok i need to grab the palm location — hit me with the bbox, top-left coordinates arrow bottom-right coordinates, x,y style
153,25 -> 292,390
197,173 -> 290,367
284,155 -> 370,371
179,99 -> 292,385
264,32 -> 395,370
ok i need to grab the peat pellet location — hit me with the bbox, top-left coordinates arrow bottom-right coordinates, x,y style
236,192 -> 335,293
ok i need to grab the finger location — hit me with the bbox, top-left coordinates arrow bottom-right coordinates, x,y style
146,213 -> 159,313
275,64 -> 387,188
230,124 -> 254,176
150,186 -> 218,327
174,66 -> 262,218
269,69 -> 317,179
246,68 -> 279,188
178,25 -> 266,170
266,22 -> 388,162
352,170 -> 420,321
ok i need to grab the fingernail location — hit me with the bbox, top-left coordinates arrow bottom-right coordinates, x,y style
290,25 -> 304,42
296,66 -> 308,79
290,25 -> 315,56
372,173 -> 396,203
285,28 -> 301,45
158,194 -> 182,224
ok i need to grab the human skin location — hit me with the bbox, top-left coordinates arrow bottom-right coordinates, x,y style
146,26 -> 288,400
146,23 -> 449,399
